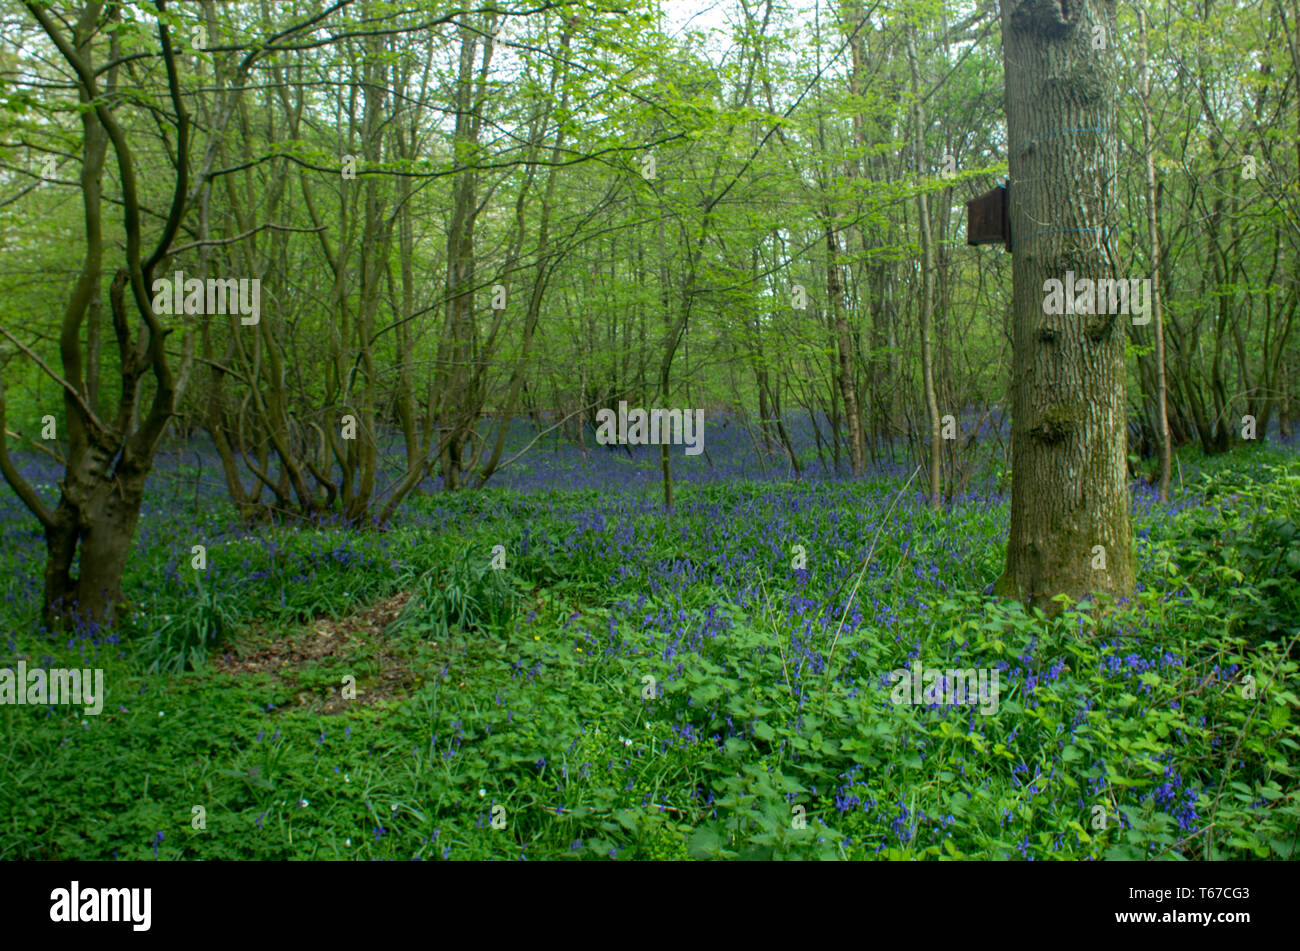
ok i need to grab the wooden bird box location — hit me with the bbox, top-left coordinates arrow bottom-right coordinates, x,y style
966,184 -> 1010,251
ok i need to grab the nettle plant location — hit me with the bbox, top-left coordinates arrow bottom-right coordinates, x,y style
1160,464 -> 1300,645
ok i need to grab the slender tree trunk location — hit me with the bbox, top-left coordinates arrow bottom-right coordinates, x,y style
1281,354 -> 1293,438
826,222 -> 864,476
1138,8 -> 1172,500
908,26 -> 942,509
478,22 -> 573,487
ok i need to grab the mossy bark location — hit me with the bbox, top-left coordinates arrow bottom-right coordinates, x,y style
997,0 -> 1135,613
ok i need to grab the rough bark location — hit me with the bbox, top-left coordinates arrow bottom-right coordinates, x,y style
995,0 -> 1135,609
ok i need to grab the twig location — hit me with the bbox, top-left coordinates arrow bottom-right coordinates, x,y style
493,390 -> 634,474
167,223 -> 326,254
822,464 -> 924,682
0,324 -> 107,434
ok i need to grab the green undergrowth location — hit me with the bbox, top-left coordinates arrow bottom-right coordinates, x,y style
1,447 -> 1297,860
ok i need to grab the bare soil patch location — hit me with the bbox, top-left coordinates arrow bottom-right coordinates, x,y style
212,591 -> 424,713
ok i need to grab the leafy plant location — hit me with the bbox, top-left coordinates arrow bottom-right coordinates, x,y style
139,577 -> 239,673
390,548 -> 522,639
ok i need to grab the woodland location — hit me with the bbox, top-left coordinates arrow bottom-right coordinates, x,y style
0,0 -> 1297,861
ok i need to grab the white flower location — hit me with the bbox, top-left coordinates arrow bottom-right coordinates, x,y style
478,788 -> 486,797
299,799 -> 309,808
345,838 -> 351,847
158,711 -> 165,717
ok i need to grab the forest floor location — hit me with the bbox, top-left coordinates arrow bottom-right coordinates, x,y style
2,440 -> 1298,860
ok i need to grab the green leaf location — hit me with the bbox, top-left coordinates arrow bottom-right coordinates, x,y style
686,826 -> 722,859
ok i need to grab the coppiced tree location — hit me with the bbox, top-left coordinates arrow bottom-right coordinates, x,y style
0,1 -> 195,628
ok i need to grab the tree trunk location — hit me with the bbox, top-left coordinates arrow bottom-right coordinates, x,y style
826,222 -> 864,476
908,26 -> 942,508
1281,354 -> 1292,438
1138,8 -> 1172,500
996,0 -> 1135,610
2,3 -> 193,630
42,461 -> 147,629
